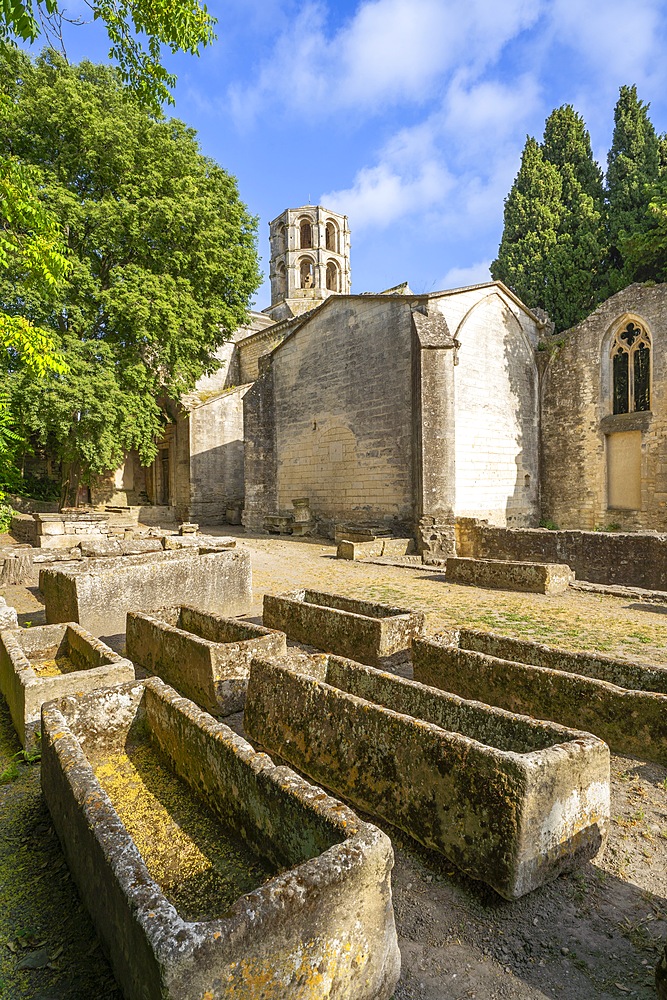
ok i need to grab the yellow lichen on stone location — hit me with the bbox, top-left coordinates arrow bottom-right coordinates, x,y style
91,736 -> 274,921
32,655 -> 79,677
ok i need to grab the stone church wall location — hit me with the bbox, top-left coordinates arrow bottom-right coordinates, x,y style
541,283 -> 667,531
432,288 -> 540,527
270,297 -> 415,530
188,386 -> 250,524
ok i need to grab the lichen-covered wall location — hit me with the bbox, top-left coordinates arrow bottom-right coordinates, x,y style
541,282 -> 667,530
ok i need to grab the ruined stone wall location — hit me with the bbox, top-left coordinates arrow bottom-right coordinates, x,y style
242,358 -> 278,531
188,386 -> 250,525
431,286 -> 540,527
456,517 -> 667,590
541,282 -> 667,530
270,298 -> 415,528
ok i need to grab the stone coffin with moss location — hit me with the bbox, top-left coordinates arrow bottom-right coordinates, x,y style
126,606 -> 287,715
0,622 -> 134,750
263,589 -> 424,666
413,630 -> 667,765
41,678 -> 401,1000
40,547 -> 252,638
244,655 -> 610,900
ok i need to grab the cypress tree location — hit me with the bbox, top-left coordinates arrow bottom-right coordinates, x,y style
606,85 -> 660,276
541,106 -> 607,330
491,137 -> 563,318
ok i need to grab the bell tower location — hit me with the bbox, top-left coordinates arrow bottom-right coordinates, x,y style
264,205 -> 351,321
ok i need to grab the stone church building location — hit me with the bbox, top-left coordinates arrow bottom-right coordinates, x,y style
97,205 -> 667,547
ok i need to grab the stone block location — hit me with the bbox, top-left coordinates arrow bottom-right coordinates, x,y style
80,538 -> 123,558
263,589 -> 424,666
0,597 -> 18,630
245,655 -> 610,900
413,631 -> 667,766
40,548 -> 252,638
126,606 -> 287,715
162,534 -> 236,551
41,678 -> 401,1000
0,622 -> 133,749
445,556 -> 574,594
336,539 -> 384,560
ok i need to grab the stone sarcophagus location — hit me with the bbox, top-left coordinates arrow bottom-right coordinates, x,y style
412,630 -> 667,766
126,606 -> 286,715
262,589 -> 424,666
40,547 -> 252,638
244,656 -> 610,900
0,622 -> 133,749
41,678 -> 401,1000
445,557 -> 574,595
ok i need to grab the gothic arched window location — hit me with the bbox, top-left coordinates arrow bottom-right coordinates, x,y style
611,321 -> 651,414
299,218 -> 313,249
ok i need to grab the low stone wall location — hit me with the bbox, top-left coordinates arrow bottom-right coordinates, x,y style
244,655 -> 609,900
0,622 -> 133,749
456,518 -> 667,590
40,548 -> 252,638
445,557 -> 574,594
412,632 -> 667,765
263,589 -> 424,666
9,512 -> 38,546
42,678 -> 401,1000
126,606 -> 286,715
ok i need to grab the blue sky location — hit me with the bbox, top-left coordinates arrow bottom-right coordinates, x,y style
38,0 -> 667,310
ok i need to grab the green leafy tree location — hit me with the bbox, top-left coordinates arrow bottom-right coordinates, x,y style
1,0 -> 215,112
606,85 -> 660,280
540,105 -> 607,330
1,50 -> 261,501
620,180 -> 667,282
491,137 -> 564,321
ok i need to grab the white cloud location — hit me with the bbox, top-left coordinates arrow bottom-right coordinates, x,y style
228,0 -> 544,123
438,260 -> 493,289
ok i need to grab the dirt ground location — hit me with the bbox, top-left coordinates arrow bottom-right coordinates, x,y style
0,530 -> 666,999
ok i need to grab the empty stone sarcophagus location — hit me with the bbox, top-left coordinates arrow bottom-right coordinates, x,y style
42,677 -> 401,1000
263,589 -> 424,666
40,547 -> 252,638
413,630 -> 667,766
245,655 -> 610,900
0,622 -> 134,749
126,606 -> 287,714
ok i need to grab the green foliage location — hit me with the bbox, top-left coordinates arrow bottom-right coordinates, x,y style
0,0 -> 215,112
606,84 -> 660,275
0,152 -> 68,374
620,180 -> 667,282
493,108 -> 607,332
491,137 -> 563,316
1,50 -> 261,490
539,518 -> 559,530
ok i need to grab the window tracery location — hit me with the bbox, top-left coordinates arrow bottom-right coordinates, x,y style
611,321 -> 651,414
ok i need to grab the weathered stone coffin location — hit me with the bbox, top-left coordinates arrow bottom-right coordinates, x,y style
413,630 -> 667,765
0,623 -> 133,749
445,556 -> 575,594
40,547 -> 252,637
263,589 -> 424,666
42,678 -> 401,1000
126,606 -> 287,715
245,656 -> 610,900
